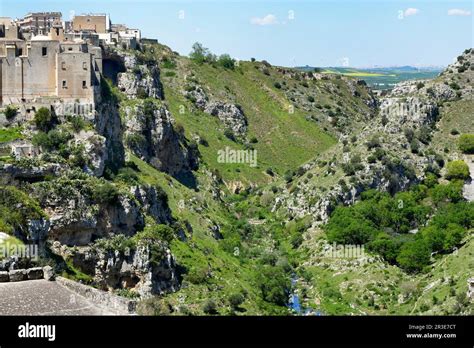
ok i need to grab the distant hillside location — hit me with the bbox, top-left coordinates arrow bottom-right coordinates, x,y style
296,66 -> 443,90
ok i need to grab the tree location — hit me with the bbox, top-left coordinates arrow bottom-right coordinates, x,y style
228,292 -> 245,309
445,160 -> 470,181
189,42 -> 211,64
256,266 -> 290,306
217,54 -> 235,69
458,134 -> 474,154
5,106 -> 17,121
396,239 -> 431,273
34,107 -> 53,132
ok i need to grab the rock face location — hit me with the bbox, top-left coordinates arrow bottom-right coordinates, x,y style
183,84 -> 248,136
65,242 -> 179,297
71,131 -> 108,177
123,101 -> 198,176
0,163 -> 61,183
32,180 -> 172,247
95,101 -> 125,172
117,52 -> 163,100
130,185 -> 172,224
379,96 -> 438,133
204,102 -> 248,136
118,66 -> 163,100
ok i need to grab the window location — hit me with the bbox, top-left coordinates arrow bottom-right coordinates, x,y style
61,62 -> 66,70
82,62 -> 87,70
42,47 -> 47,56
82,81 -> 87,89
62,80 -> 67,88
18,48 -> 23,56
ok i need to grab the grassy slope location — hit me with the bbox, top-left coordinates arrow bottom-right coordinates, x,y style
158,50 -> 337,185
130,154 -> 285,314
299,230 -> 473,315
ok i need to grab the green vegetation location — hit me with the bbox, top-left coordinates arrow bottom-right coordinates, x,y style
4,105 -> 18,120
445,160 -> 470,181
34,107 -> 54,132
0,186 -> 45,235
325,184 -> 472,273
458,134 -> 474,154
0,127 -> 23,143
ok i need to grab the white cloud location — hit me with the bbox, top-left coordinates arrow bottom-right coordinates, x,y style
404,8 -> 420,17
251,14 -> 278,26
448,9 -> 472,16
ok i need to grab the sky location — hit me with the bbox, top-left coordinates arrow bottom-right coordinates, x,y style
1,0 -> 473,68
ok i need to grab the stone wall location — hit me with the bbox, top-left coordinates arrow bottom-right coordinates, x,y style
56,276 -> 137,314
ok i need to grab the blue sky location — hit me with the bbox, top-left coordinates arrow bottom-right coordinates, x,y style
1,0 -> 473,67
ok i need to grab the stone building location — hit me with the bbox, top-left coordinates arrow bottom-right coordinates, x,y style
0,25 -> 102,113
17,12 -> 62,36
72,14 -> 110,33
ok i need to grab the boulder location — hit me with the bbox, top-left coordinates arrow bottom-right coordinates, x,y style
0,271 -> 9,282
43,266 -> 55,281
27,267 -> 44,280
9,269 -> 27,282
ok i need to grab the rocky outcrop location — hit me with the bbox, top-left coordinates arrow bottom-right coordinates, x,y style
71,131 -> 108,177
122,101 -> 198,176
118,66 -> 163,100
0,162 -> 62,183
95,101 -> 125,172
183,84 -> 248,136
204,102 -> 248,136
117,52 -> 163,100
379,96 -> 438,133
32,180 -> 147,246
58,241 -> 179,297
130,185 -> 172,224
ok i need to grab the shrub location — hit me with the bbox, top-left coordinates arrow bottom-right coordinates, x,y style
135,224 -> 174,244
256,266 -> 290,306
68,115 -> 86,133
228,292 -> 245,309
366,136 -> 381,150
273,82 -> 282,89
445,160 -> 470,181
396,239 -> 431,273
449,82 -> 460,90
32,129 -> 72,152
92,182 -> 119,204
450,129 -> 460,135
34,107 -> 53,132
203,299 -> 218,314
307,96 -> 315,103
217,54 -> 235,70
431,181 -> 464,204
416,82 -> 425,90
458,134 -> 474,154
224,129 -> 236,141
4,106 -> 17,120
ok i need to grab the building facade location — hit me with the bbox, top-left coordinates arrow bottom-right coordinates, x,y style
17,12 -> 62,36
72,14 -> 110,33
0,25 -> 102,111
